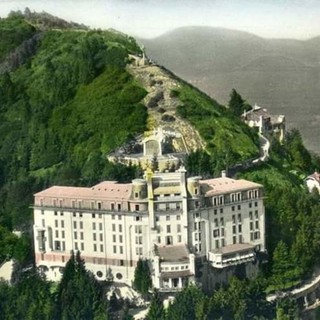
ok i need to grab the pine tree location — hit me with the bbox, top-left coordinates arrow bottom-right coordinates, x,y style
228,89 -> 249,117
133,259 -> 152,295
146,290 -> 165,320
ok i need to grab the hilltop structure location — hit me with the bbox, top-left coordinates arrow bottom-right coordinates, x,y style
242,105 -> 285,142
33,169 -> 265,292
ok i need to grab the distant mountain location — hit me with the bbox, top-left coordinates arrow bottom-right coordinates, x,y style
141,26 -> 320,153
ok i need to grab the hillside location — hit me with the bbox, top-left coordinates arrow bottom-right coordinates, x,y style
141,26 -> 320,154
0,15 -> 260,232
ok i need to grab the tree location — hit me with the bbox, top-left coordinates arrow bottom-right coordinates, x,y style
146,290 -> 165,320
133,259 -> 152,295
228,89 -> 250,117
55,251 -> 108,320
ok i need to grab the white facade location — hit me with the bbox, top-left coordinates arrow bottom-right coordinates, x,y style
33,169 -> 265,291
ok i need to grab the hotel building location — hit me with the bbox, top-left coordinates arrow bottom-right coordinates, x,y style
33,168 -> 265,292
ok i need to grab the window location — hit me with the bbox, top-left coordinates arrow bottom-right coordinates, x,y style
177,215 -> 181,220
157,236 -> 161,243
178,235 -> 182,242
75,242 -> 78,250
78,201 -> 82,209
55,220 -> 58,228
72,200 -> 75,208
80,243 -> 84,251
167,225 -> 171,233
238,225 -> 242,233
119,235 -> 123,243
80,221 -> 83,229
93,244 -> 97,252
92,222 -> 96,230
117,203 -> 121,211
255,221 -> 259,229
215,240 -> 219,249
60,211 -> 64,216
238,214 -> 241,222
195,188 -> 198,195
177,224 -> 181,233
166,215 -> 170,221
220,208 -> 223,214
119,225 -> 122,232
113,246 -> 117,254
91,202 -> 94,209
120,246 -> 123,254
233,236 -> 237,244
214,218 -> 218,227
73,212 -> 76,217
55,230 -> 59,238
238,235 -> 242,243
98,202 -> 102,210
249,212 -> 253,220
237,205 -> 241,210
221,239 -> 225,247
118,215 -> 122,220
255,210 -> 258,219
135,204 -> 140,211
255,201 -> 258,207
111,203 -> 115,210
100,234 -> 103,241
135,225 -> 142,234
214,209 -> 217,215
93,233 -> 97,241
42,219 -> 45,227
220,217 -> 224,226
233,225 -> 236,234
232,206 -> 235,211
80,232 -> 84,240
112,224 -> 115,232
61,220 -> 64,228
194,222 -> 198,230
92,213 -> 96,218
113,235 -> 116,242
135,216 -> 141,221
135,192 -> 139,198
249,202 -> 252,208
250,233 -> 254,241
213,229 -> 219,237
250,222 -> 253,231
100,244 -> 104,252
73,221 -> 77,229
62,231 -> 65,238
99,223 -> 103,231
54,241 -> 61,251
112,214 -> 115,220
41,210 -> 44,215
74,232 -> 77,240
232,215 -> 236,224
221,228 -> 224,237
79,213 -> 83,218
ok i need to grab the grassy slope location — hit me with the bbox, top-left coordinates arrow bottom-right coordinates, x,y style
176,84 -> 259,162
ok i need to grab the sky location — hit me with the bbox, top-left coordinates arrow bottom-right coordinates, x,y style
0,0 -> 320,39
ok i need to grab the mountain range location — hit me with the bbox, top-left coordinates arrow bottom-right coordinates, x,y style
141,26 -> 320,154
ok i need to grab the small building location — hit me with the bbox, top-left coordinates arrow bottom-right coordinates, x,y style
242,105 -> 285,142
305,172 -> 320,193
107,127 -> 188,172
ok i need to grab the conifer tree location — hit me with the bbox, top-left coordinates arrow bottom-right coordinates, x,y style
146,290 -> 165,320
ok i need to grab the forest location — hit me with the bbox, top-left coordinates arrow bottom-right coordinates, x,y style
0,12 -> 320,319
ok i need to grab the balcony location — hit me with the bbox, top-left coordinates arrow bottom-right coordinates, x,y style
208,243 -> 256,269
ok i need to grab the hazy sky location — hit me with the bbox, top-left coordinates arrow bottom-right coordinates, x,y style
0,0 -> 320,39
